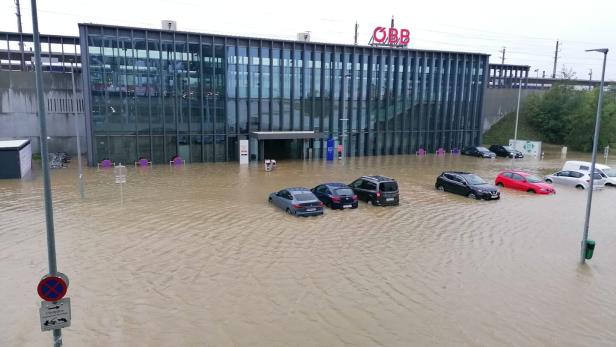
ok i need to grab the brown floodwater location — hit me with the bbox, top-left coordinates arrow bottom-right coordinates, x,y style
2,150 -> 616,346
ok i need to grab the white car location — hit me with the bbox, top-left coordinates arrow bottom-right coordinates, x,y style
544,170 -> 606,190
562,161 -> 616,187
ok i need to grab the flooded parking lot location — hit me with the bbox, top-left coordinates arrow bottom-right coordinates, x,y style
2,150 -> 616,346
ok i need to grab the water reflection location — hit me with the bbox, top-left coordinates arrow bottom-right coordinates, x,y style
1,151 -> 616,346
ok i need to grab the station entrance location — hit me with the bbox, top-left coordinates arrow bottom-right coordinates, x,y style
250,131 -> 325,162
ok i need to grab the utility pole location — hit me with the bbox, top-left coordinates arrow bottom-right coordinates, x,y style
588,69 -> 593,90
552,40 -> 560,78
15,0 -> 24,68
354,22 -> 358,45
499,46 -> 506,64
499,47 -> 506,87
30,0 -> 64,345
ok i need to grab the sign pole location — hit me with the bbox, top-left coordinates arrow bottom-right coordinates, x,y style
30,0 -> 62,345
70,61 -> 85,199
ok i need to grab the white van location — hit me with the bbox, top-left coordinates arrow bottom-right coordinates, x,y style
562,161 -> 616,186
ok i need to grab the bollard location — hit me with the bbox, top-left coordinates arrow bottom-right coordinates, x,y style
584,240 -> 596,260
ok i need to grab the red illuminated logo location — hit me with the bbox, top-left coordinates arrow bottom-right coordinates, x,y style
371,27 -> 410,47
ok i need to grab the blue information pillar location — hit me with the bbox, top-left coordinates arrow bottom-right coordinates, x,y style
326,137 -> 335,161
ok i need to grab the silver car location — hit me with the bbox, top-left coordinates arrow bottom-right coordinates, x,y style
544,170 -> 606,190
268,187 -> 324,216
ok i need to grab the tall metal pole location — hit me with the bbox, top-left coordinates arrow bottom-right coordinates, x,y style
30,0 -> 62,345
511,76 -> 522,167
580,48 -> 608,264
70,61 -> 84,199
552,40 -> 559,78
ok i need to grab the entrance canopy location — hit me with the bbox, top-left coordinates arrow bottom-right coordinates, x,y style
250,131 -> 326,140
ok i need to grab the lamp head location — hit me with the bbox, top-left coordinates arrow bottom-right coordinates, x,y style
585,48 -> 609,54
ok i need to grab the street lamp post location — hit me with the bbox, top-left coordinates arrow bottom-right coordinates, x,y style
511,76 -> 523,168
70,60 -> 85,199
580,48 -> 608,264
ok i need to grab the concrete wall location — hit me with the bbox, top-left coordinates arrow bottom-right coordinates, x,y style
482,88 -> 545,132
0,70 -> 85,154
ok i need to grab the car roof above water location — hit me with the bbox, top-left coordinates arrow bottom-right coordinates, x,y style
322,182 -> 349,187
361,175 -> 396,182
287,187 -> 311,193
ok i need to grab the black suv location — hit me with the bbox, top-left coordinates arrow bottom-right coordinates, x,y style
461,146 -> 496,158
435,171 -> 500,200
489,144 -> 524,158
350,176 -> 399,206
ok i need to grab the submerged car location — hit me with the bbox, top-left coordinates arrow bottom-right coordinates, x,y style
461,146 -> 496,159
562,161 -> 616,187
544,170 -> 606,190
435,171 -> 500,200
268,187 -> 324,216
495,170 -> 555,194
311,183 -> 358,209
489,145 -> 524,158
349,175 -> 399,206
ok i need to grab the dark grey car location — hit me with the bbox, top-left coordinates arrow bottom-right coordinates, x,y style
268,187 -> 324,216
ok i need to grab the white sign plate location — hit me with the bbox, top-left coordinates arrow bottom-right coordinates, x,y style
509,139 -> 542,157
239,140 -> 249,164
40,298 -> 71,331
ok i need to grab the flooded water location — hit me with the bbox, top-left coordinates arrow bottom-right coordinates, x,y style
2,150 -> 616,346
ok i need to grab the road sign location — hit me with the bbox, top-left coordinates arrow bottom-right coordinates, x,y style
37,275 -> 68,302
114,164 -> 127,184
40,297 -> 71,331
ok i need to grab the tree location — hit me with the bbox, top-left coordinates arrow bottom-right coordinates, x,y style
524,84 -> 581,144
565,90 -> 616,151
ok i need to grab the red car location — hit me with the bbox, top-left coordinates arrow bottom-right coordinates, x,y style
495,170 -> 556,194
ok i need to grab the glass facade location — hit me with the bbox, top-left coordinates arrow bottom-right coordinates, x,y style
80,24 -> 488,165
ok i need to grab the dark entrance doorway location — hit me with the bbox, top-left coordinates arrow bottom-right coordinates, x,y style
251,131 -> 324,162
262,139 -> 303,160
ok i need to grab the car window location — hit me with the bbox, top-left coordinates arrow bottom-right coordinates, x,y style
294,193 -> 315,201
570,172 -> 584,178
526,175 -> 542,183
317,185 -> 328,193
444,173 -> 455,180
477,147 -> 489,151
277,190 -> 286,196
579,165 -> 589,171
463,174 -> 486,185
591,173 -> 602,180
451,175 -> 464,183
351,179 -> 362,188
502,172 -> 513,178
555,171 -> 567,177
512,174 -> 524,181
604,168 -> 616,177
335,188 -> 354,196
361,181 -> 377,190
379,181 -> 398,192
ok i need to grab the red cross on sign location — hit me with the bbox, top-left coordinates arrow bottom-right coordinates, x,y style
37,275 -> 68,302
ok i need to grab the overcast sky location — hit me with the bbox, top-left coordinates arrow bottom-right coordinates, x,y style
1,0 -> 614,80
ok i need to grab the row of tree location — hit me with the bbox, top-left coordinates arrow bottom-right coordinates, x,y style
524,85 -> 616,151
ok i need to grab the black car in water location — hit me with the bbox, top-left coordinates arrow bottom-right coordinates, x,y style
311,183 -> 358,209
435,171 -> 500,200
489,144 -> 524,158
461,146 -> 496,159
350,176 -> 399,206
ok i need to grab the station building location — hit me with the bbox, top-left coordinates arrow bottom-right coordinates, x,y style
78,23 -> 489,165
